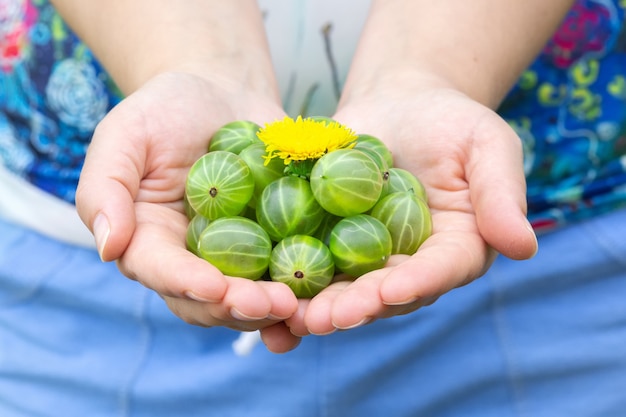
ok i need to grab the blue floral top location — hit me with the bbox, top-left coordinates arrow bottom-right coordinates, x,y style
499,0 -> 626,232
1,0 -> 625,233
0,0 -> 121,203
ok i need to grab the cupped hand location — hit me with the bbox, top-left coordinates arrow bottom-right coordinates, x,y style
76,72 -> 300,353
290,81 -> 538,336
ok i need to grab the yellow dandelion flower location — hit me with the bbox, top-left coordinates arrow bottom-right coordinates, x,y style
257,116 -> 357,165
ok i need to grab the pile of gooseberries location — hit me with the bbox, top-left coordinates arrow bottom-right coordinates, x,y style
184,118 -> 432,298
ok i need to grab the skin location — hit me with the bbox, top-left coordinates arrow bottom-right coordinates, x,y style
55,0 -> 302,351
289,0 -> 575,336
58,0 -> 575,352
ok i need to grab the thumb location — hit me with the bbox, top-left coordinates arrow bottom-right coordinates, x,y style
469,117 -> 538,260
76,119 -> 142,262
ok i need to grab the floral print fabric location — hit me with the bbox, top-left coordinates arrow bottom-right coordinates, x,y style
1,0 -> 625,233
499,0 -> 626,232
0,0 -> 121,203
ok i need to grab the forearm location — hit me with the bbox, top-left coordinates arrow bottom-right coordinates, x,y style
340,0 -> 575,109
50,0 -> 279,98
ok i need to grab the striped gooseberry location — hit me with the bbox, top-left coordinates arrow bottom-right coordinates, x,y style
185,151 -> 255,220
238,142 -> 286,208
196,216 -> 272,280
353,134 -> 394,169
208,120 -> 261,154
310,149 -> 383,217
313,211 -> 342,246
183,192 -> 196,220
185,214 -> 211,256
370,191 -> 432,255
387,167 -> 428,202
256,176 -> 324,242
269,235 -> 335,298
328,214 -> 392,278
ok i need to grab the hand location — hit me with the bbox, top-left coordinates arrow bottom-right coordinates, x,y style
288,77 -> 538,336
76,72 -> 301,353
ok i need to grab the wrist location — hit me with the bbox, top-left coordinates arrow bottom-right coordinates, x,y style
136,54 -> 281,104
341,0 -> 574,109
338,66 -> 459,111
51,0 -> 280,99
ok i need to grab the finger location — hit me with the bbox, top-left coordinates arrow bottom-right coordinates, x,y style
117,202 -> 229,304
303,281 -> 350,335
468,114 -> 538,260
260,322 -> 302,353
284,298 -> 312,337
162,280 -> 297,331
163,296 -> 278,331
263,283 -> 300,321
161,277 -> 297,330
227,280 -> 298,322
327,270 -> 386,330
76,110 -> 145,261
161,279 -> 281,329
119,205 -> 298,329
323,255 -> 410,329
379,214 -> 494,306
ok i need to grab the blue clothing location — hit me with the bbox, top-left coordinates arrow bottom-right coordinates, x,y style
2,1 -> 626,416
0,0 -> 121,203
2,211 -> 626,416
0,0 -> 625,230
498,0 -> 626,231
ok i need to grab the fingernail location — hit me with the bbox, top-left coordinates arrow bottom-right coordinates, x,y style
184,290 -> 214,303
311,327 -> 337,336
230,308 -> 265,321
526,220 -> 539,258
93,213 -> 110,261
383,296 -> 418,306
267,313 -> 290,321
333,316 -> 372,330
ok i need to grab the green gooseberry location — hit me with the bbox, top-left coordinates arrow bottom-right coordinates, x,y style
329,214 -> 392,278
185,151 -> 255,220
183,192 -> 196,220
387,167 -> 428,202
352,139 -> 391,201
208,120 -> 261,154
354,143 -> 389,174
185,214 -> 211,256
307,115 -> 337,125
269,235 -> 335,298
256,176 -> 325,242
238,204 -> 257,221
310,149 -> 383,217
370,191 -> 432,255
238,142 -> 286,208
197,216 -> 272,280
353,134 -> 394,169
362,151 -> 390,202
313,211 -> 342,246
